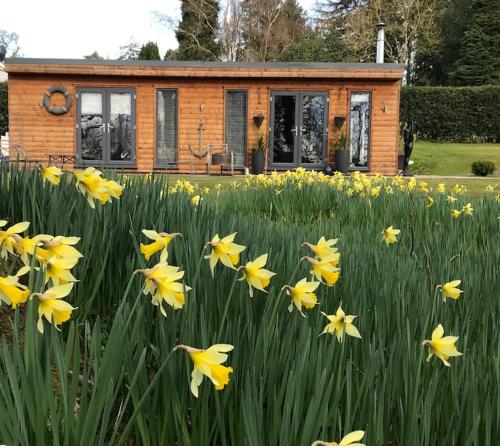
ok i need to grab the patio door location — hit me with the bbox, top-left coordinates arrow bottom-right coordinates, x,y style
77,88 -> 136,167
270,92 -> 328,168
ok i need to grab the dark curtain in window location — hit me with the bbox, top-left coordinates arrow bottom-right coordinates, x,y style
225,91 -> 247,166
157,90 -> 178,166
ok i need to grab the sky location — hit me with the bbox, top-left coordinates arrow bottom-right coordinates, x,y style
3,0 -> 317,59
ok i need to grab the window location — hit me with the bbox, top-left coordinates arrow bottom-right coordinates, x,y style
349,92 -> 371,169
156,89 -> 178,167
77,88 -> 135,167
225,90 -> 247,167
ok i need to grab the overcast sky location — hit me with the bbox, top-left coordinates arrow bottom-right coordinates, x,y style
3,0 -> 317,59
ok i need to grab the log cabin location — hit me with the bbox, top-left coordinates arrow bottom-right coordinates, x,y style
5,58 -> 404,175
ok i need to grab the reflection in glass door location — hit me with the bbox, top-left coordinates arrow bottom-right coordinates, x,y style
270,92 -> 328,168
77,88 -> 135,167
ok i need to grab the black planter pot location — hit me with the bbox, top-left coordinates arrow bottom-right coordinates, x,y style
252,149 -> 265,174
335,149 -> 350,174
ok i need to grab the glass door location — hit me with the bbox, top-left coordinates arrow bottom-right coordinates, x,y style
270,92 -> 328,169
77,88 -> 136,167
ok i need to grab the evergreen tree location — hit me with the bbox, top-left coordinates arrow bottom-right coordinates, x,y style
119,38 -> 141,60
84,51 -> 104,60
450,0 -> 500,85
176,0 -> 221,61
138,42 -> 161,60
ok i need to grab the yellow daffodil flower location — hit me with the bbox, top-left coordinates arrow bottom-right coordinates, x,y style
303,236 -> 338,260
381,226 -> 400,245
321,306 -> 361,342
425,196 -> 435,208
311,430 -> 365,446
451,209 -> 461,219
191,195 -> 202,206
484,185 -> 495,193
41,166 -> 62,185
35,235 -> 83,263
385,185 -> 393,194
423,324 -> 462,366
0,267 -> 31,308
462,202 -> 474,216
140,229 -> 181,263
238,254 -> 276,297
0,221 -> 30,259
32,283 -> 76,333
174,343 -> 233,397
74,168 -> 107,208
104,179 -> 124,199
446,195 -> 457,203
283,278 -> 320,315
440,280 -> 463,300
139,263 -> 191,315
44,256 -> 78,286
437,183 -> 446,194
303,256 -> 340,287
205,233 -> 246,276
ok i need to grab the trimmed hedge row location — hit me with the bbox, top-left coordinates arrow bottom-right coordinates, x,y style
400,85 -> 500,143
0,83 -> 7,137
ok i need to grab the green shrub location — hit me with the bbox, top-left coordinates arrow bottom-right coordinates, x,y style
400,86 -> 500,143
0,82 -> 7,136
471,160 -> 496,176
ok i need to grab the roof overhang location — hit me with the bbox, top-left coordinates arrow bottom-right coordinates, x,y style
5,58 -> 405,80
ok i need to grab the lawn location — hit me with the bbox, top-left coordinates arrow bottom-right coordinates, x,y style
408,142 -> 500,176
0,167 -> 498,445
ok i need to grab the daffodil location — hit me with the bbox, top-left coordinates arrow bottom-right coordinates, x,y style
239,254 -> 276,297
139,263 -> 191,315
140,229 -> 181,262
41,165 -> 62,185
0,221 -> 30,259
44,256 -> 78,286
311,430 -> 365,446
321,306 -> 361,342
446,195 -> 457,203
74,168 -> 108,208
437,183 -> 446,194
205,233 -> 246,276
283,278 -> 320,315
0,267 -> 30,308
303,236 -> 338,259
423,324 -> 462,366
12,235 -> 44,265
462,202 -> 474,216
381,226 -> 400,245
425,196 -> 435,208
174,343 -> 233,397
35,235 -> 83,263
191,195 -> 202,206
104,179 -> 124,199
303,256 -> 340,287
451,209 -> 461,219
440,280 -> 463,300
32,283 -> 76,333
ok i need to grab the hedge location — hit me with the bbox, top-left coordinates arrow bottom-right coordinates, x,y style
400,85 -> 500,143
0,83 -> 7,137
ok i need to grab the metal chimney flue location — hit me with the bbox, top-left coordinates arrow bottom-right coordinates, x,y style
376,22 -> 386,63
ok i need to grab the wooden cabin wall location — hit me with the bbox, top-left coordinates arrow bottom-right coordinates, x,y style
7,74 -> 401,175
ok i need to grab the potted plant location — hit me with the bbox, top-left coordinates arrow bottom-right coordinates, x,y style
252,133 -> 266,174
334,130 -> 350,174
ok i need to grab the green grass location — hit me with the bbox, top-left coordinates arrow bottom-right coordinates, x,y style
408,142 -> 500,176
0,167 -> 499,445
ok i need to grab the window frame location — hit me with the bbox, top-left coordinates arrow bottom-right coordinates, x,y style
76,87 -> 136,169
224,89 -> 248,168
347,90 -> 373,172
155,88 -> 179,169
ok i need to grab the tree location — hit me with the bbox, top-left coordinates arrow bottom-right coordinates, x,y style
450,0 -> 500,85
119,37 -> 141,60
175,0 -> 221,61
138,42 -> 161,60
240,0 -> 308,61
163,49 -> 179,60
317,0 -> 444,84
220,0 -> 244,61
0,30 -> 21,57
84,51 -> 104,60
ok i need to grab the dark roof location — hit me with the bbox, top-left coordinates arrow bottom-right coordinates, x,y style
5,57 -> 404,71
